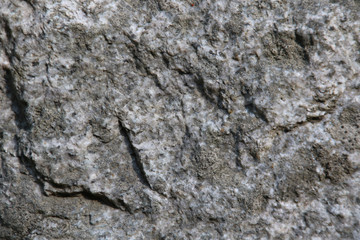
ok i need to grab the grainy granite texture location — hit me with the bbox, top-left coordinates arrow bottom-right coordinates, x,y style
0,0 -> 359,239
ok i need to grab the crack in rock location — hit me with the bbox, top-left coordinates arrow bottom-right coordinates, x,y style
117,118 -> 152,189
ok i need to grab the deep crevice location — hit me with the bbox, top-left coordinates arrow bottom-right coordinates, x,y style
2,18 -> 32,131
1,17 -> 19,63
295,32 -> 311,64
177,99 -> 192,167
231,129 -> 246,171
4,68 -> 32,130
2,18 -> 12,42
118,119 -> 152,189
179,125 -> 191,166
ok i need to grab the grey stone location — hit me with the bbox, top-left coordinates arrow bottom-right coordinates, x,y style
0,0 -> 359,239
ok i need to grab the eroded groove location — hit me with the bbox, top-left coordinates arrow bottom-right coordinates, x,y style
2,18 -> 12,43
179,124 -> 191,166
193,74 -> 230,114
50,190 -> 129,211
4,68 -> 32,130
83,191 -> 123,211
295,31 -> 311,64
118,119 -> 152,189
2,18 -> 32,130
177,99 -> 192,167
1,17 -> 20,63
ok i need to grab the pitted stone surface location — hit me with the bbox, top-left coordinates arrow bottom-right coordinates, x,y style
1,0 -> 359,239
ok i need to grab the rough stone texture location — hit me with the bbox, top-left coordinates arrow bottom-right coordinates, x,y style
0,0 -> 359,239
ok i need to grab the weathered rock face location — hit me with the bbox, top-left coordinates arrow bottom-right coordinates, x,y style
1,0 -> 359,239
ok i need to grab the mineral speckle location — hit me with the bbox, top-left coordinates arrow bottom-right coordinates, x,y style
1,0 -> 359,239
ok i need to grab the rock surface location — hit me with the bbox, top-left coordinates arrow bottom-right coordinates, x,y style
0,0 -> 359,239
